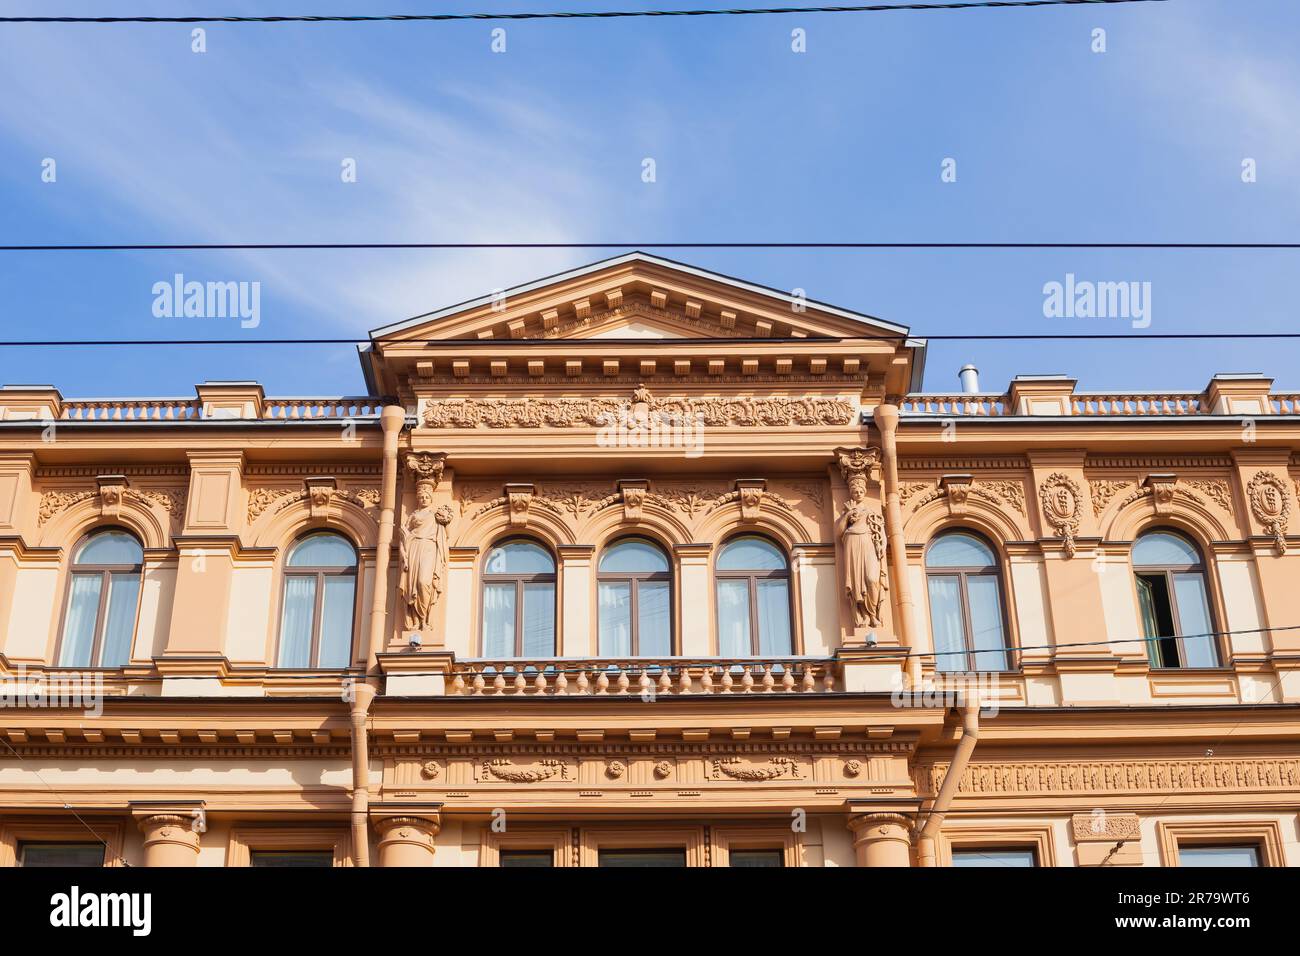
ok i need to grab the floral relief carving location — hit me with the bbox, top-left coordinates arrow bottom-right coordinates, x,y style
538,482 -> 611,520
421,394 -> 855,429
38,490 -> 95,526
650,483 -> 727,518
1088,479 -> 1132,517
247,486 -> 298,522
605,760 -> 627,780
38,486 -> 187,526
977,479 -> 1026,516
1039,472 -> 1084,557
920,757 -> 1300,796
653,760 -> 673,780
708,756 -> 803,781
1247,471 -> 1291,554
1186,479 -> 1232,512
420,760 -> 441,780
844,759 -> 863,778
898,481 -> 932,510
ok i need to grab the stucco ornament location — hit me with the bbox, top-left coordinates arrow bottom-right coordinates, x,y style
1039,473 -> 1083,557
1247,470 -> 1291,554
836,447 -> 887,629
399,484 -> 453,634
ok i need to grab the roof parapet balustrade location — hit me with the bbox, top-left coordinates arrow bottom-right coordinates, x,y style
0,381 -> 389,423
899,373 -> 1289,419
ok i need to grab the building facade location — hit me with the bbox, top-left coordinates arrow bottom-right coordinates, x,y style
1,252 -> 1297,868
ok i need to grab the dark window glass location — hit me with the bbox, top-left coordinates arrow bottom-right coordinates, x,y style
58,529 -> 144,668
278,532 -> 357,669
1133,530 -> 1218,668
951,847 -> 1037,867
925,531 -> 1011,672
1180,845 -> 1260,867
729,848 -> 784,867
249,850 -> 334,867
482,539 -> 557,657
500,849 -> 555,868
715,536 -> 792,656
598,537 -> 673,656
598,848 -> 687,867
19,842 -> 105,867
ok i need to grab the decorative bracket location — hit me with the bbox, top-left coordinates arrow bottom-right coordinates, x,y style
96,474 -> 128,519
1143,473 -> 1177,515
304,476 -> 337,520
735,479 -> 767,522
505,483 -> 535,527
619,479 -> 650,523
405,452 -> 447,491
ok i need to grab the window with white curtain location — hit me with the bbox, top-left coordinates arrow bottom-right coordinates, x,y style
277,532 -> 357,668
1132,529 -> 1219,668
714,536 -> 793,656
57,528 -> 143,668
481,539 -> 556,657
597,537 -> 673,656
925,531 -> 1011,672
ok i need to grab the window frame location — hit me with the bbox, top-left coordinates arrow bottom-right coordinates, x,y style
227,826 -> 352,867
938,824 -> 1056,867
924,530 -> 1013,673
480,537 -> 558,657
54,527 -> 144,669
482,827 -> 571,867
0,819 -> 124,867
596,536 -> 674,656
713,534 -> 795,657
277,530 -> 360,669
1157,820 -> 1283,867
1131,528 -> 1220,670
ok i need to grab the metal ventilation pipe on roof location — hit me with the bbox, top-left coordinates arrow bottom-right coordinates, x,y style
958,364 -> 980,394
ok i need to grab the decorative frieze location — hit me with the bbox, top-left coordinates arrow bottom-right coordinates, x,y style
421,393 -> 856,429
920,757 -> 1300,796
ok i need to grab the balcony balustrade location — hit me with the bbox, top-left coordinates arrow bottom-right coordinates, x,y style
448,657 -> 839,696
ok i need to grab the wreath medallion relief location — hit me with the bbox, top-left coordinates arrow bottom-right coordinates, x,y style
1247,470 -> 1291,554
1038,472 -> 1084,557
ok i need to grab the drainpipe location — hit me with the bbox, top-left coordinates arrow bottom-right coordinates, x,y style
349,403 -> 404,867
348,682 -> 377,867
872,402 -> 922,686
367,403 -> 407,672
916,702 -> 981,867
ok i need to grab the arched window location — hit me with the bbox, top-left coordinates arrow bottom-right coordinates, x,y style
598,537 -> 672,656
57,529 -> 143,668
482,539 -> 556,657
925,531 -> 1010,672
278,531 -> 357,668
1133,530 -> 1218,668
715,536 -> 793,656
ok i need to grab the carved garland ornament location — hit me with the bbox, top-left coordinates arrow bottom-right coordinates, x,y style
1247,471 -> 1291,553
1038,473 -> 1084,557
422,394 -> 855,429
481,758 -> 569,783
38,486 -> 187,526
708,757 -> 802,781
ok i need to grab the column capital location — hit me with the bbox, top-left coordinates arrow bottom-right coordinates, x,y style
372,804 -> 442,867
847,811 -> 915,867
132,800 -> 205,866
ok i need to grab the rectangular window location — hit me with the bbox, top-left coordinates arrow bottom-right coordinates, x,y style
482,582 -> 517,657
499,849 -> 555,868
1179,844 -> 1260,867
951,847 -> 1037,867
278,575 -> 317,668
19,842 -> 105,867
249,850 -> 335,867
729,848 -> 784,867
598,848 -> 687,867
58,573 -> 103,668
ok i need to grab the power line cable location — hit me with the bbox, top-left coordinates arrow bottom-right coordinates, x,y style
0,1 -> 1174,27
0,240 -> 1290,250
6,331 -> 1300,346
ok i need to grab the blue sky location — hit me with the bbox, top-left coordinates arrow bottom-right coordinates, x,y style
1,0 -> 1298,397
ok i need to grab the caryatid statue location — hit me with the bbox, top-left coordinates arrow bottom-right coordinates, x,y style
400,454 -> 452,635
835,447 -> 888,630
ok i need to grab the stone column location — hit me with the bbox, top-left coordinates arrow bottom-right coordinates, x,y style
374,813 -> 440,867
848,812 -> 913,867
137,814 -> 202,867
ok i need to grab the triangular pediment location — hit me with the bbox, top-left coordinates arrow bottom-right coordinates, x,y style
369,252 -> 909,344
361,253 -> 923,397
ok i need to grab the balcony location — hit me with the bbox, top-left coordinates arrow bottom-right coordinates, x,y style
447,657 -> 841,696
